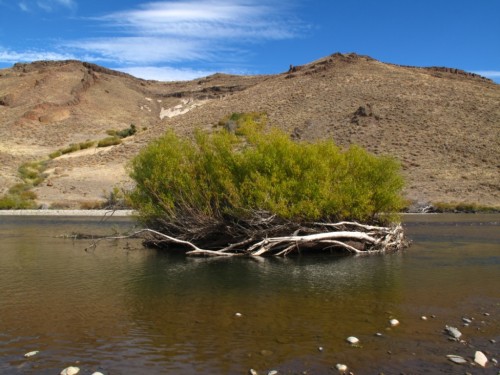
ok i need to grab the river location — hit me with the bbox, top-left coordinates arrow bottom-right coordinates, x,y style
0,214 -> 498,374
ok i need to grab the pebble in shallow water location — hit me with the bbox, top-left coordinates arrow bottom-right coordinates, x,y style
444,325 -> 462,339
389,319 -> 400,327
346,336 -> 359,345
446,355 -> 467,365
335,363 -> 348,372
474,351 -> 488,367
23,351 -> 39,358
60,367 -> 79,375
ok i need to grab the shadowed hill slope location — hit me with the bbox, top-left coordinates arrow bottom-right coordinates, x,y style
0,54 -> 498,209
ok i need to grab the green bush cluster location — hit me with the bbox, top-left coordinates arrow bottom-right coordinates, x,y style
0,159 -> 49,209
0,184 -> 37,209
49,140 -> 96,159
18,161 -> 47,186
97,137 -> 122,148
98,124 -> 137,148
128,115 -> 404,225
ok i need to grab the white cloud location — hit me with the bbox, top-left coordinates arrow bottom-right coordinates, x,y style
0,48 -> 76,63
19,2 -> 29,11
55,0 -> 76,7
1,1 -> 303,78
66,37 -> 209,64
99,1 -> 297,40
15,0 -> 76,12
474,70 -> 500,79
118,66 -> 214,81
68,0 -> 302,65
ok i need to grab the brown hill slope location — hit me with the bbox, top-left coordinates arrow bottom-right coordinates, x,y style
0,54 -> 498,209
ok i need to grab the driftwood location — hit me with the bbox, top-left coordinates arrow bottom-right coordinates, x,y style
84,220 -> 408,257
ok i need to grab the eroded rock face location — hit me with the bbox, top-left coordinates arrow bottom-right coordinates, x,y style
38,109 -> 71,123
0,93 -> 15,106
351,103 -> 380,124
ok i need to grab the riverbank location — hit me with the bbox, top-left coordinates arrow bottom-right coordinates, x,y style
0,209 -> 136,216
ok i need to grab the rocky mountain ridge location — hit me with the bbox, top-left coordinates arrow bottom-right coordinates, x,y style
0,53 -> 498,209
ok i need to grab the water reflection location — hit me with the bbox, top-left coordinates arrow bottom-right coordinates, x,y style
0,215 -> 499,374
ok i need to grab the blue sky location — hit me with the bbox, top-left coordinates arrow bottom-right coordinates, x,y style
0,0 -> 499,82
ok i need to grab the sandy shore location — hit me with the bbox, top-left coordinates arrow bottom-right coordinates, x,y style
0,209 -> 136,216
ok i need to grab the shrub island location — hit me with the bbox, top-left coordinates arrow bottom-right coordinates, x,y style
126,113 -> 409,256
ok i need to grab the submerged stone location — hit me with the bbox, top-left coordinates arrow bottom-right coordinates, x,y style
389,319 -> 400,326
446,355 -> 467,365
346,336 -> 359,345
445,325 -> 462,339
60,367 -> 80,375
474,351 -> 488,367
335,363 -> 348,371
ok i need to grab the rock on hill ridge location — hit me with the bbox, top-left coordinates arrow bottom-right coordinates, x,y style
0,53 -> 498,209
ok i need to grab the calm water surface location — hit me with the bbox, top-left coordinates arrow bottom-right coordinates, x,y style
0,214 -> 499,374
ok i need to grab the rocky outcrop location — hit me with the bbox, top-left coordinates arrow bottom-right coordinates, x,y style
424,66 -> 491,81
351,103 -> 381,125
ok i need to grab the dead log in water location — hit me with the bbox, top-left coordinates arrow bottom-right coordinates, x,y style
85,220 -> 409,257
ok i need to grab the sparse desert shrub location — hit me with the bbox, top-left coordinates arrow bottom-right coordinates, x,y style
0,184 -> 38,209
97,137 -> 121,148
432,202 -> 499,213
18,161 -> 47,184
61,143 -> 80,155
79,200 -> 105,209
116,124 -> 137,138
78,140 -> 95,150
49,150 -> 63,159
49,201 -> 73,209
0,194 -> 37,209
105,124 -> 137,139
102,187 -> 128,209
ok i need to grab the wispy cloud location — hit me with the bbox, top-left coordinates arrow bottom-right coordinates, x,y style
1,0 -> 303,80
67,0 -> 303,66
474,70 -> 500,79
16,0 -> 76,12
118,66 -> 215,81
19,2 -> 29,11
65,37 -> 210,64
0,47 -> 76,63
98,1 -> 299,40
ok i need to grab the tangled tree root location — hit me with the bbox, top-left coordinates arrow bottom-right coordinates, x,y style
86,221 -> 409,257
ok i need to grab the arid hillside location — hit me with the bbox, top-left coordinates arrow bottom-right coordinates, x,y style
0,53 -> 498,209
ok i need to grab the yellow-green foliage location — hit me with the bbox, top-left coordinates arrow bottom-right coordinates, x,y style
18,161 -> 47,186
432,201 -> 499,213
0,160 -> 47,209
128,115 -> 404,225
97,136 -> 121,148
49,140 -> 96,159
0,184 -> 37,209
